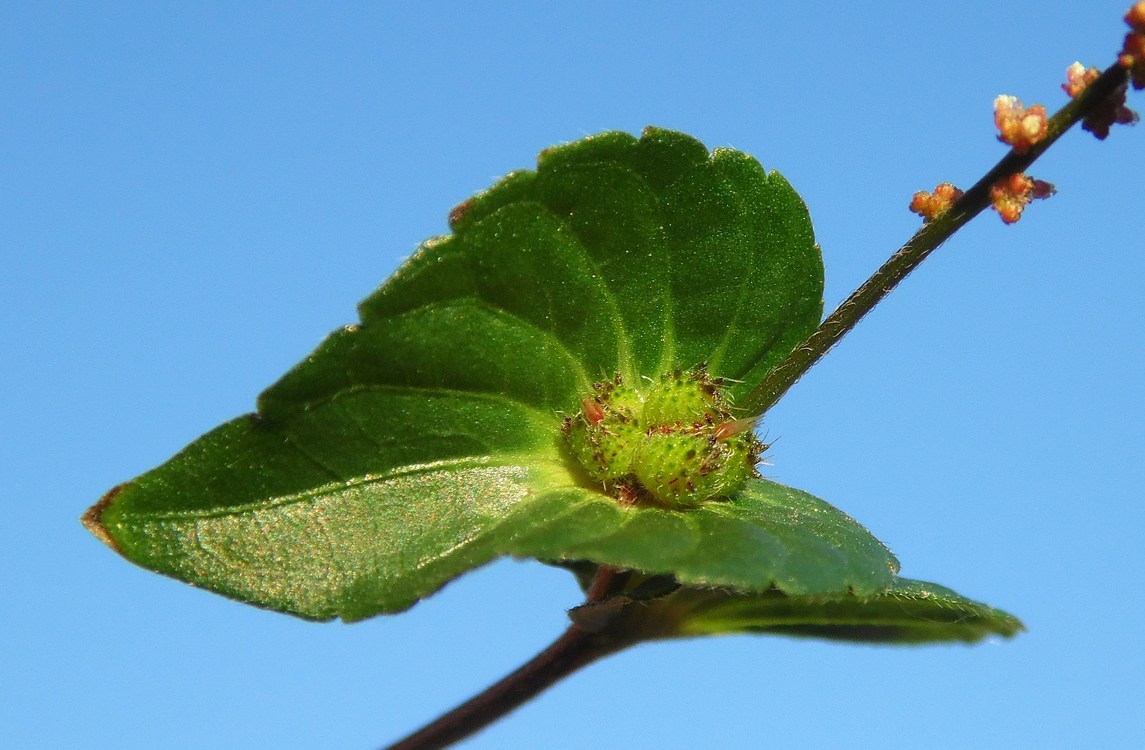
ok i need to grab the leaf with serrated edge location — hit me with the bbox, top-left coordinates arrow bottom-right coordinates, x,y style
85,128 -> 906,622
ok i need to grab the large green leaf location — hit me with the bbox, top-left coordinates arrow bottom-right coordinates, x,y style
85,127 -> 901,622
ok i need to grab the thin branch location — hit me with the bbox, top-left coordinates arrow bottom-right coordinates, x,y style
739,61 -> 1131,416
382,625 -> 622,750
382,567 -> 631,750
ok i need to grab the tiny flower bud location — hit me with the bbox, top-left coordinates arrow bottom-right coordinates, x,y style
1120,30 -> 1145,90
1062,62 -> 1101,98
989,173 -> 1055,225
994,95 -> 1049,153
1126,2 -> 1145,33
1062,61 -> 1138,139
909,182 -> 964,222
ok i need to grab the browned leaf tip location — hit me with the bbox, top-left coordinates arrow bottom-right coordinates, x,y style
81,484 -> 126,553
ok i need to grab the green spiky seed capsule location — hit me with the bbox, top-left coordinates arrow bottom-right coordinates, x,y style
634,429 -> 758,508
641,368 -> 724,425
562,378 -> 645,484
562,367 -> 763,509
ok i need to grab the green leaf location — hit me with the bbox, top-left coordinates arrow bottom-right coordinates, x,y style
573,578 -> 1023,646
86,127 -> 900,622
503,478 -> 897,597
668,578 -> 1025,644
259,127 -> 823,415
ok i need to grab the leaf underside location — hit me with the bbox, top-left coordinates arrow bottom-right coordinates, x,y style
667,578 -> 1024,644
86,127 -> 1015,642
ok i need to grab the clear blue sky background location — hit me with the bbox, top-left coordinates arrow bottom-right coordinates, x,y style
4,2 -> 1144,748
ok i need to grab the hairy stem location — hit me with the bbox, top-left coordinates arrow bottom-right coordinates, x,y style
740,61 -> 1131,416
382,567 -> 631,750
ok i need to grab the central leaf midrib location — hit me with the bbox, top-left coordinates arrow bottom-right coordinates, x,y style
555,226 -> 637,382
452,296 -> 596,396
704,183 -> 759,376
127,454 -> 565,522
473,198 -> 640,385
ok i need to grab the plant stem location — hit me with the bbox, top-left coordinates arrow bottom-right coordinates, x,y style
382,567 -> 631,750
382,625 -> 623,750
739,61 -> 1131,416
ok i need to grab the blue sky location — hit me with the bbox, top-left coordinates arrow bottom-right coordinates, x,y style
4,2 -> 1144,748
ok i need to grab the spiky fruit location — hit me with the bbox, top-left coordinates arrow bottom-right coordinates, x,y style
561,367 -> 764,509
641,368 -> 724,424
633,427 -> 759,507
562,377 -> 644,485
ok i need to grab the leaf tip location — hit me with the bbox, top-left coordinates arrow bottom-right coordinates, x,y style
81,484 -> 126,553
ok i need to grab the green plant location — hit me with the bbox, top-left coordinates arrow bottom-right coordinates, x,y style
82,7 -> 1145,749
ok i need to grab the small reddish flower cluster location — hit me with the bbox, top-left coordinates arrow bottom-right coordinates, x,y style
987,95 -> 1055,222
909,182 -> 963,222
1063,61 -> 1139,139
1062,61 -> 1101,97
911,3 -> 1143,227
989,174 -> 1056,225
1121,2 -> 1145,89
993,95 -> 1049,153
